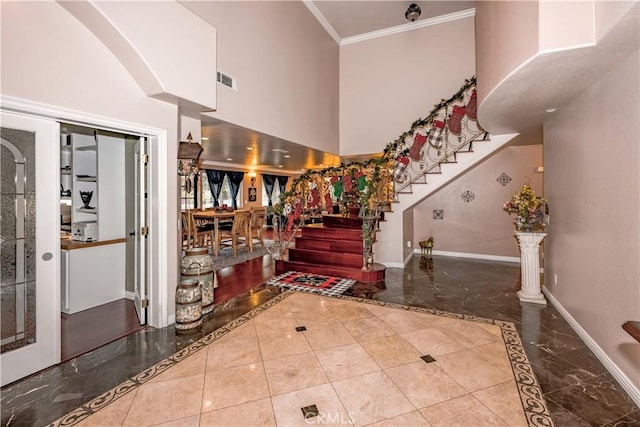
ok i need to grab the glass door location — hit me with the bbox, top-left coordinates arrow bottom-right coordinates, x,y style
1,111 -> 59,386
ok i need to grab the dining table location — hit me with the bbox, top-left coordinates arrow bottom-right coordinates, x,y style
192,209 -> 235,256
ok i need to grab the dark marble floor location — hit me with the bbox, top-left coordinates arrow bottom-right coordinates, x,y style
1,255 -> 639,426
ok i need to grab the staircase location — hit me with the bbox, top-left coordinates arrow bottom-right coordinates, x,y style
274,214 -> 386,282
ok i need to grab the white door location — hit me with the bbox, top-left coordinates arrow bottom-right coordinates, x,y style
1,111 -> 60,386
133,138 -> 147,325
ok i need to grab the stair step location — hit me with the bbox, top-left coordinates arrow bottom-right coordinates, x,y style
301,225 -> 362,241
295,237 -> 362,254
275,259 -> 385,283
288,248 -> 364,268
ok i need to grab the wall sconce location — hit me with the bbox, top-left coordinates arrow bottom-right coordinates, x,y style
248,171 -> 257,186
405,3 -> 421,22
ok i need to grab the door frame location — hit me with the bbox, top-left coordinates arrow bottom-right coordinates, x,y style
1,95 -> 170,329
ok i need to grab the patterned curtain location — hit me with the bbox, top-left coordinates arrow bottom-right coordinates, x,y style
205,169 -> 225,207
226,171 -> 245,210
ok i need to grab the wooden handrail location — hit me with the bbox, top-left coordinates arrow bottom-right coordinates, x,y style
622,321 -> 640,343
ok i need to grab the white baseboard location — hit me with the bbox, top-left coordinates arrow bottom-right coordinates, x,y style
125,291 -> 135,300
168,314 -> 175,326
543,287 -> 640,407
383,262 -> 406,268
420,249 -> 520,263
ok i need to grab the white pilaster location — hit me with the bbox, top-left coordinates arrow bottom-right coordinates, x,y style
515,232 -> 547,305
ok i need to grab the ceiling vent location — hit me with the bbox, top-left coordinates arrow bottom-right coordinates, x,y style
216,70 -> 236,90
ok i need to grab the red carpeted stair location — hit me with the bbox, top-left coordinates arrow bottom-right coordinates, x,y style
275,214 -> 385,282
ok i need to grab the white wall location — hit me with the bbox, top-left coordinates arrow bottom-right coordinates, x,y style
1,1 -> 179,322
544,50 -> 640,391
340,17 -> 476,156
182,1 -> 340,154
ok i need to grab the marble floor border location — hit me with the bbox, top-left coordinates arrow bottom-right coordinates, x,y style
51,290 -> 555,427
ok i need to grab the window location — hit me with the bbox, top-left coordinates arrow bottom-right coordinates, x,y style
180,175 -> 195,210
262,181 -> 281,206
200,172 -> 241,209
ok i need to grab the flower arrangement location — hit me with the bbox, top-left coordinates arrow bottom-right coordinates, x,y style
503,184 -> 547,231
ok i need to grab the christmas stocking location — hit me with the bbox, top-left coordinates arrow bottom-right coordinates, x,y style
448,105 -> 466,135
428,120 -> 445,148
324,193 -> 333,211
308,187 -> 319,207
393,155 -> 410,182
343,174 -> 352,193
408,130 -> 427,161
466,89 -> 477,121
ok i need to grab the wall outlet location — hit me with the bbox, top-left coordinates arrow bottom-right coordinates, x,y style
406,240 -> 412,248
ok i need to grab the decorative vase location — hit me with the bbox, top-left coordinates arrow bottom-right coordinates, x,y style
79,191 -> 93,209
181,247 -> 216,288
181,264 -> 215,315
175,278 -> 202,330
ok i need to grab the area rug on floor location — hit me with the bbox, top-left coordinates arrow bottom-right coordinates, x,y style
266,270 -> 356,296
210,245 -> 269,270
52,292 -> 555,427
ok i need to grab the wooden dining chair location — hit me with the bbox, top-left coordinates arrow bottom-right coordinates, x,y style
218,209 -> 251,256
183,210 -> 214,249
249,207 -> 267,252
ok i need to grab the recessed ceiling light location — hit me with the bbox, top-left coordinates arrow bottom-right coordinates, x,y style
278,165 -> 283,168
246,147 -> 254,150
545,108 -> 558,113
272,148 -> 289,153
226,158 -> 233,161
284,154 -> 290,158
201,137 -> 209,141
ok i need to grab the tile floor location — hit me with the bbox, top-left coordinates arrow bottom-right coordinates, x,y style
64,292 -> 543,426
1,255 -> 639,426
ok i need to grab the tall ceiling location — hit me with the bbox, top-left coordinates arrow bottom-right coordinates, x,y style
199,1 -> 475,174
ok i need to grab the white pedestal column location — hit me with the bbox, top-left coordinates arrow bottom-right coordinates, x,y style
515,232 -> 547,305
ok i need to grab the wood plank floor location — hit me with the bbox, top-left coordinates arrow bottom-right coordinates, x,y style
61,299 -> 144,362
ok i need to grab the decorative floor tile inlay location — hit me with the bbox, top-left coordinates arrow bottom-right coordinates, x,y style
267,271 -> 356,296
421,354 -> 437,363
301,404 -> 319,419
51,291 -> 555,427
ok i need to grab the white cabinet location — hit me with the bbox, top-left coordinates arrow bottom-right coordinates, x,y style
61,242 -> 126,314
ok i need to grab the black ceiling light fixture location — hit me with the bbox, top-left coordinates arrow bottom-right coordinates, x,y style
405,3 -> 421,22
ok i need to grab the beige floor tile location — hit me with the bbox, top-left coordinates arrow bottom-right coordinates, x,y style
412,312 -> 460,327
286,292 -> 332,312
271,383 -> 352,427
205,336 -> 262,371
377,311 -> 432,334
201,363 -> 270,412
291,306 -> 337,327
474,322 -> 504,338
435,349 -> 513,393
385,361 -> 467,408
473,381 -> 528,427
332,371 -> 415,426
341,316 -> 396,342
419,395 -> 508,427
366,410 -> 433,427
148,349 -> 207,383
123,374 -> 204,426
360,334 -> 422,369
199,397 -> 276,426
217,320 -> 257,343
77,389 -> 137,427
400,328 -> 467,356
315,343 -> 380,381
471,341 -> 513,375
362,303 -> 405,318
258,328 -> 312,360
151,414 -> 200,426
263,351 -> 329,395
303,320 -> 357,351
325,300 -> 375,322
253,311 -> 299,336
435,320 -> 502,348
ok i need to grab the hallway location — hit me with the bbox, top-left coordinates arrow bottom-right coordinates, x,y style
1,255 -> 638,426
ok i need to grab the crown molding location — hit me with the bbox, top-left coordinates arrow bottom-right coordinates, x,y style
302,0 -> 341,45
341,8 -> 475,46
